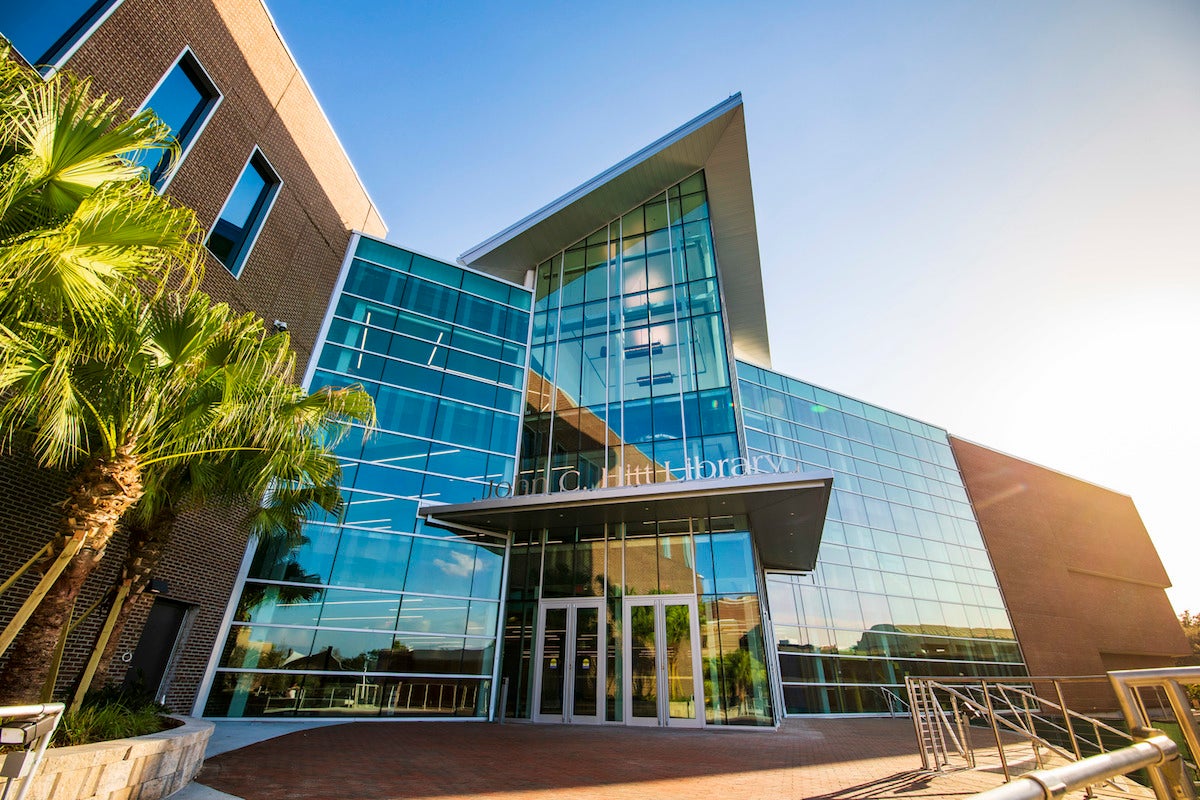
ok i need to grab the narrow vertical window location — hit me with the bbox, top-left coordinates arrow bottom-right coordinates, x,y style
134,49 -> 221,189
206,150 -> 281,278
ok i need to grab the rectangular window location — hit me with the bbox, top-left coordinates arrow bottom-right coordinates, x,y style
0,0 -> 123,72
206,149 -> 280,277
134,49 -> 220,189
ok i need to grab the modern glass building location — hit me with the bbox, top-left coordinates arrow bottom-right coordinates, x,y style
738,363 -> 1025,714
199,94 -> 1027,725
203,237 -> 531,718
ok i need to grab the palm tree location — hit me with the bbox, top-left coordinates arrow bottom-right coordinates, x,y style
0,46 -> 204,703
0,290 -> 374,702
77,412 -> 357,700
0,45 -> 201,330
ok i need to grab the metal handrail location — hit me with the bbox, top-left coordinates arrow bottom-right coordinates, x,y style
923,667 -> 1200,800
1,703 -> 65,800
977,680 -> 1134,752
970,734 -> 1193,800
1109,666 -> 1200,799
906,677 -> 1126,785
878,686 -> 909,718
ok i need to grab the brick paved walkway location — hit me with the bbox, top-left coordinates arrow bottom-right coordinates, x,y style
197,718 -> 1138,800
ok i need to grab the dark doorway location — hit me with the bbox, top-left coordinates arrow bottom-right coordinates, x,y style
124,597 -> 190,700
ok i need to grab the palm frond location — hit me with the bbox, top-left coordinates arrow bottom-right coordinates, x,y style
0,74 -> 172,232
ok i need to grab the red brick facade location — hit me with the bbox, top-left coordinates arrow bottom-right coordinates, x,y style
0,0 -> 383,712
949,436 -> 1190,708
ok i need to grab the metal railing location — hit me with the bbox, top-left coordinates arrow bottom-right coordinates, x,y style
907,666 -> 1200,800
878,686 -> 909,718
970,733 -> 1192,800
1,703 -> 65,800
1109,667 -> 1200,799
906,675 -> 1137,782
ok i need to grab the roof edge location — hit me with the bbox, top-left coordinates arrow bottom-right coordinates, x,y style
257,0 -> 387,234
459,93 -> 744,266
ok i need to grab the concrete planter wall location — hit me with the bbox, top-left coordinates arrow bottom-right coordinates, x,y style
9,715 -> 212,800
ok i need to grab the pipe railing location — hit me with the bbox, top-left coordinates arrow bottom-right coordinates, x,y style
913,666 -> 1200,800
878,686 -> 909,718
1109,666 -> 1200,799
906,676 -> 1130,782
0,703 -> 65,800
969,733 -> 1193,800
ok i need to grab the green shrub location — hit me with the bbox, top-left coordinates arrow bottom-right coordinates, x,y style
53,704 -> 167,747
51,685 -> 171,747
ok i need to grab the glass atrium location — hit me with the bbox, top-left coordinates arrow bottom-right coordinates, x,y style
204,238 -> 530,717
521,171 -> 739,494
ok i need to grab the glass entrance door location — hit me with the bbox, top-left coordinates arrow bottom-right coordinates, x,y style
622,594 -> 703,727
533,599 -> 605,724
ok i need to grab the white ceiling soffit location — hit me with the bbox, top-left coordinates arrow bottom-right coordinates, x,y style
459,93 -> 771,367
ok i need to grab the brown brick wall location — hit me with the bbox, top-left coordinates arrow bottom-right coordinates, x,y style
63,0 -> 386,377
0,0 -> 384,713
949,436 -> 1189,709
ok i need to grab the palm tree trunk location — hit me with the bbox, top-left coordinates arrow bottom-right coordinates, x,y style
0,445 -> 143,705
86,511 -> 174,693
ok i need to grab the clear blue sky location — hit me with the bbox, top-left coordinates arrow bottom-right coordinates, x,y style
269,0 -> 1200,614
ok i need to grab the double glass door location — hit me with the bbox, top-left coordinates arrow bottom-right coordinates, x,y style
623,595 -> 703,727
533,599 -> 604,724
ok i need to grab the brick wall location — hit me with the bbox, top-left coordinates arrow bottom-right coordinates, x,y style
99,507 -> 252,713
64,0 -> 385,376
949,436 -> 1189,709
0,0 -> 385,713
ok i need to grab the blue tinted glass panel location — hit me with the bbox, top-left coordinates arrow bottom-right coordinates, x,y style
327,530 -> 412,592
735,360 -> 1027,713
404,538 -> 479,597
247,523 -> 338,584
0,0 -> 112,67
317,589 -> 400,631
235,583 -> 324,626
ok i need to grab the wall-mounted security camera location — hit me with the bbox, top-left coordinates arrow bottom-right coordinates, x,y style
273,319 -> 288,332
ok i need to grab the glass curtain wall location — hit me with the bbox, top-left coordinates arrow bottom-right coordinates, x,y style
501,515 -> 774,726
521,171 -> 738,494
736,362 -> 1027,714
204,238 -> 531,718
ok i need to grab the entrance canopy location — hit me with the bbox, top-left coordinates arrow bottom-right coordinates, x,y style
419,470 -> 833,572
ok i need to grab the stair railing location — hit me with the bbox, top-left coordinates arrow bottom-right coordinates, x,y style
878,686 -> 909,718
910,666 -> 1200,800
906,675 -> 1138,794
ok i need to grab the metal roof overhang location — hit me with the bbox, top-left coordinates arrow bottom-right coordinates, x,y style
419,470 -> 833,572
458,94 -> 771,367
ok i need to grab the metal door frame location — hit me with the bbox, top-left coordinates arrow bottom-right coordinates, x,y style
622,593 -> 704,728
532,597 -> 606,724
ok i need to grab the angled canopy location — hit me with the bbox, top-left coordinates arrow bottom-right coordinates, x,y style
419,470 -> 832,572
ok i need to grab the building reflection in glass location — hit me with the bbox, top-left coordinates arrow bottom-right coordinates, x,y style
738,362 -> 1028,714
499,515 -> 774,726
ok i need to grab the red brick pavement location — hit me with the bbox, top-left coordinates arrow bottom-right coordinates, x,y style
198,718 -> 1038,800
